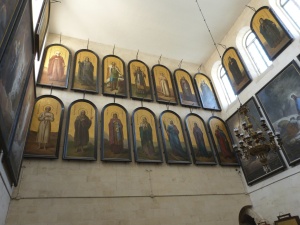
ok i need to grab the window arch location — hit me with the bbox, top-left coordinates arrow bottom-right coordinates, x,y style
244,31 -> 272,74
280,0 -> 300,30
218,66 -> 236,104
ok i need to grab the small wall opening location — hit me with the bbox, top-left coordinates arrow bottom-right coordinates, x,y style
239,205 -> 261,225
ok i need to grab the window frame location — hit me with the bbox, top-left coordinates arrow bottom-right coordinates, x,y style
280,0 -> 300,30
218,65 -> 236,104
244,31 -> 272,75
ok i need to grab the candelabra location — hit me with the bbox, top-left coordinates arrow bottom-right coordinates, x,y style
232,104 -> 282,172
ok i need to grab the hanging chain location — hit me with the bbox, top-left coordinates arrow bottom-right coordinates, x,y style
195,0 -> 222,59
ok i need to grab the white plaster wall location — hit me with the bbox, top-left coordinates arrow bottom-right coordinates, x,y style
0,155 -> 13,225
0,178 -> 10,225
247,167 -> 300,222
5,34 -> 252,225
204,0 -> 300,223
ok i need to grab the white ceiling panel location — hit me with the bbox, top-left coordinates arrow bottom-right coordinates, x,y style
48,0 -> 251,64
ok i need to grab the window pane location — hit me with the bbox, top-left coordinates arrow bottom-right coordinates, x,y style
222,75 -> 236,102
245,32 -> 255,46
248,44 -> 268,73
245,32 -> 271,74
281,0 -> 300,29
254,40 -> 272,66
219,67 -> 236,104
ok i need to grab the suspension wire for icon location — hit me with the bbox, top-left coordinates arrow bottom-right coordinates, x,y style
178,59 -> 183,68
114,92 -> 116,103
195,0 -> 222,59
166,100 -> 170,110
190,107 -> 193,113
83,90 -> 86,99
197,64 -> 202,73
50,83 -> 53,95
211,110 -> 215,117
245,5 -> 256,12
136,49 -> 139,60
87,39 -> 89,50
141,97 -> 144,107
218,43 -> 227,50
50,0 -> 61,3
237,96 -> 242,106
112,44 -> 115,55
59,33 -> 62,44
158,54 -> 162,64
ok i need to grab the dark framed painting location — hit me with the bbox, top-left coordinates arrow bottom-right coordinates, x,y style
185,113 -> 217,165
194,73 -> 221,111
102,55 -> 127,98
250,6 -> 293,60
6,63 -> 36,186
151,64 -> 177,105
37,44 -> 71,89
101,103 -> 131,162
63,99 -> 97,161
0,0 -> 34,153
226,97 -> 285,185
0,0 -> 23,60
174,69 -> 200,108
71,49 -> 99,93
35,0 -> 50,60
24,95 -> 64,159
207,116 -> 239,166
128,59 -> 153,101
256,61 -> 300,165
132,107 -> 163,163
275,214 -> 300,225
222,47 -> 252,95
159,110 -> 191,164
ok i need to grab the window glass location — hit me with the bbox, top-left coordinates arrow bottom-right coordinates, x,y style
280,0 -> 300,29
219,67 -> 236,104
245,32 -> 272,74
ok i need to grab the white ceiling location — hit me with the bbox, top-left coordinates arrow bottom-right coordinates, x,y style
48,0 -> 251,64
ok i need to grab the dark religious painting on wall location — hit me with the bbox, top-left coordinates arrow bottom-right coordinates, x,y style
37,44 -> 71,89
0,0 -> 23,60
101,103 -> 131,162
102,55 -> 127,98
24,95 -> 64,159
194,73 -> 221,111
71,49 -> 99,93
250,6 -> 293,60
185,113 -> 217,165
151,64 -> 177,105
35,0 -> 50,60
208,116 -> 239,166
256,61 -> 300,165
226,97 -> 285,185
63,100 -> 97,161
222,47 -> 252,95
6,64 -> 35,186
159,110 -> 191,164
0,0 -> 34,153
128,59 -> 153,101
174,69 -> 200,108
297,54 -> 300,62
132,107 -> 163,163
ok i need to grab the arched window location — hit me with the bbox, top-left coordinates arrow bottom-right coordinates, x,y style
218,66 -> 236,104
245,32 -> 272,74
280,0 -> 300,29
